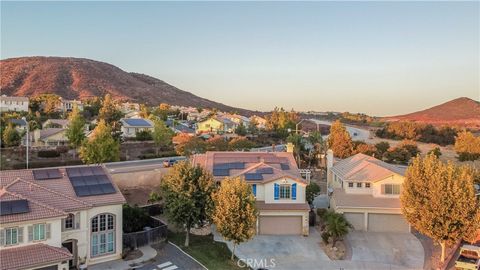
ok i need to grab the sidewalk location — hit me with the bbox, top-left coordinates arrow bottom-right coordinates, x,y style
89,245 -> 157,270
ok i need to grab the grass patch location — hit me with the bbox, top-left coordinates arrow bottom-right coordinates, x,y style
167,230 -> 245,270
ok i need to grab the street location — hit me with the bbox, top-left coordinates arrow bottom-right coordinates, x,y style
104,157 -> 186,174
138,243 -> 206,270
308,119 -> 371,141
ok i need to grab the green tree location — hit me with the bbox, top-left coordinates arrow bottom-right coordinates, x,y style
234,123 -> 247,136
306,182 -> 321,204
375,141 -> 390,157
427,147 -> 442,158
327,120 -> 353,158
65,105 -> 86,157
98,94 -> 123,139
32,94 -> 61,115
161,161 -> 215,247
135,130 -> 152,141
207,136 -> 229,151
401,154 -> 480,262
212,177 -> 257,260
151,119 -> 174,155
2,123 -> 21,147
324,211 -> 353,247
228,137 -> 256,151
307,131 -> 325,168
79,120 -> 120,164
287,133 -> 304,166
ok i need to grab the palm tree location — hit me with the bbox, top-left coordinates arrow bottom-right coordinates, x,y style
324,212 -> 353,247
307,131 -> 325,168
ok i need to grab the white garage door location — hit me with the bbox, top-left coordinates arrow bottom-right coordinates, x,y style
343,212 -> 365,231
259,216 -> 302,235
368,213 -> 410,232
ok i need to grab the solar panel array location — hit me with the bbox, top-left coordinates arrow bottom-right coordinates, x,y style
66,166 -> 116,197
33,168 -> 62,180
123,118 -> 151,127
213,169 -> 230,176
0,200 -> 29,216
213,162 -> 245,170
256,167 -> 274,174
280,163 -> 290,170
245,173 -> 263,181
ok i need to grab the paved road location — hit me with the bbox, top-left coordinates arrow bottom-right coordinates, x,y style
138,243 -> 205,270
309,119 -> 371,141
104,157 -> 186,174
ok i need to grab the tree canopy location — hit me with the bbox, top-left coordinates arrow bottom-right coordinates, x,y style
454,130 -> 480,161
79,120 -> 120,164
327,120 -> 353,158
401,154 -> 480,262
65,104 -> 86,151
2,123 -> 21,147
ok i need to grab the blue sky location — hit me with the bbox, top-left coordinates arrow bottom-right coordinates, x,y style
1,1 -> 479,116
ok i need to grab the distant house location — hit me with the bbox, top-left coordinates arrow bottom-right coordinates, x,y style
250,115 -> 267,129
8,119 -> 28,132
0,165 -> 125,269
0,95 -> 29,112
193,150 -> 310,236
224,114 -> 250,126
57,98 -> 83,112
327,151 -> 410,233
43,119 -> 70,129
119,102 -> 140,113
33,128 -> 68,146
165,120 -> 195,135
120,118 -> 154,138
197,117 -> 237,134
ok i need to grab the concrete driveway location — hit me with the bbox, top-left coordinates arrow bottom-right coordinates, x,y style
347,231 -> 424,269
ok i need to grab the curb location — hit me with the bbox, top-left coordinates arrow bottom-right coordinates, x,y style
168,242 -> 209,270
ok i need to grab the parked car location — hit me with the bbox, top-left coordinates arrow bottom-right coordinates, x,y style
455,245 -> 480,270
163,159 -> 178,167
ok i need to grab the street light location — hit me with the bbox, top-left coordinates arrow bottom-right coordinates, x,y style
295,119 -> 306,134
21,117 -> 29,169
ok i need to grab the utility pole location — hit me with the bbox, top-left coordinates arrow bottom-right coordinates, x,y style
22,117 -> 29,169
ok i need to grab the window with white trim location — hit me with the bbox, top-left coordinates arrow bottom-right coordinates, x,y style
64,214 -> 74,230
279,185 -> 291,199
356,183 -> 362,188
91,214 -> 115,257
348,182 -> 354,188
384,184 -> 401,195
365,183 -> 371,188
33,224 -> 46,241
5,227 -> 18,245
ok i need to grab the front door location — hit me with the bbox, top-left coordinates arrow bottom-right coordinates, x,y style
62,240 -> 77,269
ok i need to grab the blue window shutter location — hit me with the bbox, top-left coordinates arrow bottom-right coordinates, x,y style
252,184 -> 257,197
292,183 -> 297,200
274,183 -> 279,200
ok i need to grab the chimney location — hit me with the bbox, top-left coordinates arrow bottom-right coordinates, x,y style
326,149 -> 334,169
286,142 -> 294,153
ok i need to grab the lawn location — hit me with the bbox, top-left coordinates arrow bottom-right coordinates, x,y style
167,230 -> 245,270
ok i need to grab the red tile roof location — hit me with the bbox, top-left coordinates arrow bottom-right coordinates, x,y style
0,243 -> 72,270
256,201 -> 310,211
332,188 -> 401,209
192,151 -> 307,184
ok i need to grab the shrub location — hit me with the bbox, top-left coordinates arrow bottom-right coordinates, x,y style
317,208 -> 328,219
135,130 -> 152,141
321,231 -> 330,244
122,204 -> 152,233
56,146 -> 69,154
38,150 -> 60,158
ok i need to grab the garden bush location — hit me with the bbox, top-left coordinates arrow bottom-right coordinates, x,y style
38,150 -> 60,158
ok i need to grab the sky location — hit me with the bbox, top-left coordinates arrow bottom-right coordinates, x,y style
1,1 -> 479,116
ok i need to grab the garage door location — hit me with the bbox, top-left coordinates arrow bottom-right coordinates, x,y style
259,216 -> 302,235
368,214 -> 410,232
344,212 -> 365,231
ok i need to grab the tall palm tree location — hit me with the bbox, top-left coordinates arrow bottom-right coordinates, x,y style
325,212 -> 353,247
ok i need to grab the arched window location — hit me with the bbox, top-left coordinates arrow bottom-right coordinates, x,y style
91,214 -> 115,257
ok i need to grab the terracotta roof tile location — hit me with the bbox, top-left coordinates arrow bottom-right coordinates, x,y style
0,243 -> 72,270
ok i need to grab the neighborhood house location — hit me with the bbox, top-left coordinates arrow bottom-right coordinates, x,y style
327,150 -> 410,233
120,118 -> 154,138
0,96 -> 29,112
193,151 -> 310,236
197,117 -> 237,134
0,165 -> 125,270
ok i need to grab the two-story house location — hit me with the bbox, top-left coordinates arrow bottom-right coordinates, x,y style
193,151 -> 310,236
196,117 -> 238,134
0,96 -> 29,112
0,165 -> 126,270
120,118 -> 154,138
326,150 -> 410,233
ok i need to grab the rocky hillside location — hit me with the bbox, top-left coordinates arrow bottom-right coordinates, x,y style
0,56 -> 257,115
383,97 -> 480,128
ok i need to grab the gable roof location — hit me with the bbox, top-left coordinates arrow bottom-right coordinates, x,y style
38,128 -> 65,140
192,151 -> 307,184
331,153 -> 406,182
44,119 -> 69,127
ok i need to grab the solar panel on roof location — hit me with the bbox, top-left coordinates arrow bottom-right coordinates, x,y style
66,166 -> 117,197
33,169 -> 62,180
213,162 -> 245,170
0,200 -> 29,216
213,169 -> 230,176
245,173 -> 263,181
256,168 -> 274,174
124,118 -> 151,127
280,164 -> 290,170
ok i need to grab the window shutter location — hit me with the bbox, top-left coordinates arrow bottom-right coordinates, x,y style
46,224 -> 51,239
75,212 -> 81,229
252,184 -> 257,197
292,183 -> 297,200
28,226 -> 33,242
274,183 -> 279,200
381,184 -> 385,195
61,218 -> 65,232
0,229 -> 5,246
18,227 -> 23,243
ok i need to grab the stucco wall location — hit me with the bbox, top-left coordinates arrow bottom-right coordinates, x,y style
0,218 -> 63,249
263,177 -> 306,204
372,174 -> 404,198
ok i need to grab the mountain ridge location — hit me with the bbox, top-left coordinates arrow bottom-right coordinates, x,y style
0,56 -> 259,116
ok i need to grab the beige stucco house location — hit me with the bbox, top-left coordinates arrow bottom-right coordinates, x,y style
33,128 -> 68,146
120,118 -> 154,138
327,150 -> 410,233
193,151 -> 310,236
0,165 -> 126,270
196,117 -> 237,134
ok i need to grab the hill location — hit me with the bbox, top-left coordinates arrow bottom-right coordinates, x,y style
0,56 -> 257,115
383,97 -> 480,128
